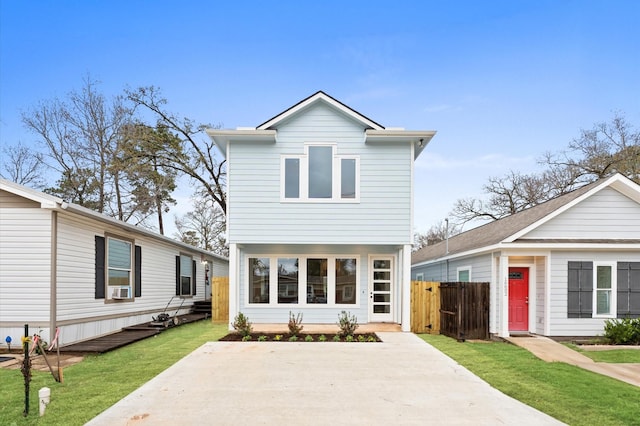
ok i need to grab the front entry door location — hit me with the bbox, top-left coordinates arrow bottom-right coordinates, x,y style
508,267 -> 529,332
370,257 -> 393,322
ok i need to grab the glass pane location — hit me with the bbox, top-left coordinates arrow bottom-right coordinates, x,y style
284,158 -> 300,198
374,271 -> 390,280
108,239 -> 131,269
308,146 -> 332,198
180,255 -> 192,278
108,269 -> 129,286
374,282 -> 390,292
278,258 -> 299,303
341,158 -> 356,198
374,294 -> 390,303
373,305 -> 390,314
181,276 -> 191,295
597,266 -> 611,289
458,270 -> 470,282
336,258 -> 357,304
306,259 -> 327,304
596,290 -> 611,314
249,258 -> 269,304
373,260 -> 390,269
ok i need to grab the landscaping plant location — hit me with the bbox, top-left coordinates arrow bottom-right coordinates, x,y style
287,311 -> 304,336
231,312 -> 253,337
337,311 -> 358,338
603,317 -> 640,345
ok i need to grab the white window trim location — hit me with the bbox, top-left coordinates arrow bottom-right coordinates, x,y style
415,273 -> 424,281
245,254 -> 360,307
280,143 -> 360,203
106,235 -> 133,300
179,253 -> 195,297
457,266 -> 472,282
592,261 -> 617,318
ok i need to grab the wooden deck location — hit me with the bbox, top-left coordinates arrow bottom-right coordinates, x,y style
59,313 -> 209,354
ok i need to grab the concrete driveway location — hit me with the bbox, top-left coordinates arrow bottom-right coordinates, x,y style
87,332 -> 563,425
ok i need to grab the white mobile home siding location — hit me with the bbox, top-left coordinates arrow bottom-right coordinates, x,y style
523,188 -> 640,239
548,250 -> 640,336
228,103 -> 412,245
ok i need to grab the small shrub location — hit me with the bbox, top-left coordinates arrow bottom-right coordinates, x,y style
231,312 -> 253,337
337,311 -> 359,338
345,335 -> 354,342
242,335 -> 252,341
274,334 -> 283,341
603,318 -> 640,345
333,335 -> 341,342
367,335 -> 377,342
318,334 -> 327,342
358,335 -> 366,342
305,335 -> 314,342
258,335 -> 268,342
289,336 -> 298,342
288,311 -> 304,336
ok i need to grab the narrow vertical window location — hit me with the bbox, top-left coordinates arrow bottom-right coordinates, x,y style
180,254 -> 193,295
307,258 -> 328,304
308,146 -> 332,198
595,265 -> 613,315
336,258 -> 357,304
107,237 -> 132,299
341,158 -> 356,198
284,158 -> 300,198
278,258 -> 299,303
249,258 -> 270,304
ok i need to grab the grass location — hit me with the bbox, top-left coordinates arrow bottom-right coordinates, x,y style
563,343 -> 640,363
0,320 -> 228,426
420,334 -> 640,426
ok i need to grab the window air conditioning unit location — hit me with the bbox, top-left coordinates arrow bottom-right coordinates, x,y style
112,287 -> 130,299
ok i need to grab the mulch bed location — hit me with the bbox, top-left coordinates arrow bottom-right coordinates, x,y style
219,332 -> 381,342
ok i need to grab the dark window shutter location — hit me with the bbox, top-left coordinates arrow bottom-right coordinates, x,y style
176,256 -> 181,296
568,261 -> 592,318
134,245 -> 142,298
95,236 -> 105,299
192,260 -> 197,296
617,262 -> 640,318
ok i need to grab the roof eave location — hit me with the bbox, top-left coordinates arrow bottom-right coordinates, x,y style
206,129 -> 277,157
365,130 -> 437,160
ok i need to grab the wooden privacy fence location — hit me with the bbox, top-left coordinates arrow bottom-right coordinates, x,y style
410,281 -> 441,334
212,276 -> 229,323
439,282 -> 490,341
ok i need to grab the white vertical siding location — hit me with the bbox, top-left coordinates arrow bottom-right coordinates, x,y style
0,208 -> 51,324
548,250 -> 640,336
228,103 -> 413,245
523,188 -> 640,239
535,256 -> 546,334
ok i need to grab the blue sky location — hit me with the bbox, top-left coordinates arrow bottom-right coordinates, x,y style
1,0 -> 639,235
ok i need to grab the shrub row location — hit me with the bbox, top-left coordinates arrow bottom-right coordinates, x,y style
603,317 -> 640,345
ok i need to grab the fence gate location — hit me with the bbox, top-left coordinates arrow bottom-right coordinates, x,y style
212,276 -> 229,323
439,282 -> 489,341
410,281 -> 441,334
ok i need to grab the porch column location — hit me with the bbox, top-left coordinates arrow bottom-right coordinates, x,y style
401,244 -> 411,332
498,255 -> 509,338
228,243 -> 238,331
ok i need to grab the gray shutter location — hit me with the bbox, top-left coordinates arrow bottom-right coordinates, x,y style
95,236 -> 105,299
176,256 -> 181,295
134,245 -> 142,298
617,262 -> 640,318
568,261 -> 592,318
192,260 -> 197,296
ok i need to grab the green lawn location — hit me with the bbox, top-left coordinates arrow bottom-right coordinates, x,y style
563,343 -> 640,363
420,334 -> 640,426
0,321 -> 228,426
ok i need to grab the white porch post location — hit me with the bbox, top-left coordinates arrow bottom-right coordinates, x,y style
401,244 -> 411,332
228,243 -> 238,331
499,255 -> 510,338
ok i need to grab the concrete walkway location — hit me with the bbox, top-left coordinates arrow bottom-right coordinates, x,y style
87,332 -> 563,425
504,335 -> 640,387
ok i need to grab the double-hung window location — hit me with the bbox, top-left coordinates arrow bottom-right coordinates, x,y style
107,237 -> 133,300
282,144 -> 359,202
594,262 -> 616,317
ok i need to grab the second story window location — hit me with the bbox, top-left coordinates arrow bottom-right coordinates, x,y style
282,144 -> 359,202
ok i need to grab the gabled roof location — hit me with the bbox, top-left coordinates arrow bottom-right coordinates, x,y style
256,91 -> 385,130
412,173 -> 640,265
0,178 -> 227,261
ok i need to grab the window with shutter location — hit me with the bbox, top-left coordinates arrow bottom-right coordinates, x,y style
617,262 -> 640,318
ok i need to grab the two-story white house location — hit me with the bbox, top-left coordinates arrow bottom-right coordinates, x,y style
207,91 -> 435,331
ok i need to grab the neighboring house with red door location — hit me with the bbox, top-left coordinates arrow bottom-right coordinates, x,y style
207,91 -> 436,331
411,173 -> 640,338
0,178 -> 228,347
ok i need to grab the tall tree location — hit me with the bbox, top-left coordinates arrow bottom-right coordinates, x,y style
0,143 -> 46,188
174,193 -> 227,256
126,86 -> 227,215
449,112 -> 639,225
413,220 -> 460,251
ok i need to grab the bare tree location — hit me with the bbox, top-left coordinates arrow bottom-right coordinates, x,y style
0,143 -> 46,188
126,86 -> 227,215
413,220 -> 460,251
174,193 -> 227,257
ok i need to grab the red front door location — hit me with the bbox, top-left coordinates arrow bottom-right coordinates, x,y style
508,267 -> 529,332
